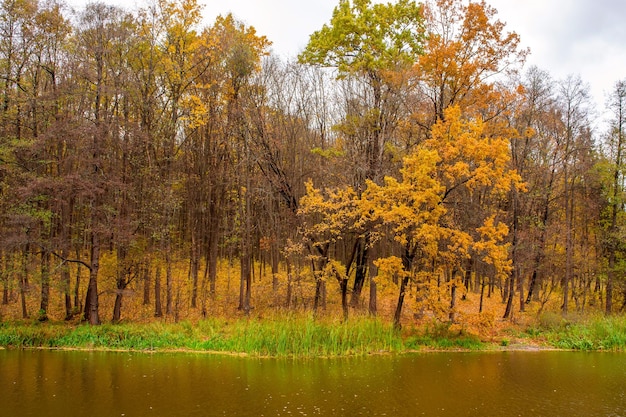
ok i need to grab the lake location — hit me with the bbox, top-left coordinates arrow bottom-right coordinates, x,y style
1,349 -> 625,416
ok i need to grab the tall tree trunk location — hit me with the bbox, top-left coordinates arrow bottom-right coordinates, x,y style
190,235 -> 199,308
394,248 -> 413,330
505,183 -> 520,319
84,232 -> 100,325
313,275 -> 323,314
271,240 -> 280,304
74,249 -> 82,313
165,239 -> 173,316
112,247 -> 127,324
143,261 -> 150,306
368,249 -> 378,316
350,236 -> 369,307
207,228 -> 219,298
238,253 -> 251,313
563,178 -> 573,315
20,246 -> 29,319
607,252 -> 615,314
39,250 -> 50,321
154,265 -> 163,317
112,292 -> 123,323
479,275 -> 486,313
74,260 -> 81,311
503,272 -> 515,319
61,261 -> 72,320
285,261 -> 293,309
61,220 -> 73,320
526,194 -> 550,304
1,252 -> 8,305
340,277 -> 349,322
449,284 -> 457,322
393,276 -> 409,330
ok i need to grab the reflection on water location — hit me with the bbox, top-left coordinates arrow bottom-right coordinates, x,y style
1,349 -> 625,417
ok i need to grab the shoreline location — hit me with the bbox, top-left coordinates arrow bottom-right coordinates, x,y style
1,315 -> 623,357
0,343 -> 565,357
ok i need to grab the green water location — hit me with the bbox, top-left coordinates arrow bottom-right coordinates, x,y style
1,349 -> 624,416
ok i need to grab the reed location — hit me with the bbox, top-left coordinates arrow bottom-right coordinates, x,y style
0,315 -> 404,357
530,314 -> 626,351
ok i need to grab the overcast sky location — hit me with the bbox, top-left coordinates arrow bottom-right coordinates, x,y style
198,0 -> 626,125
77,0 -> 626,127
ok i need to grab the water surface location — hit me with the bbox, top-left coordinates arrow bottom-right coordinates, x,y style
1,349 -> 625,416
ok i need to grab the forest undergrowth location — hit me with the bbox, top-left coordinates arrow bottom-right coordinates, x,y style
1,259 -> 625,357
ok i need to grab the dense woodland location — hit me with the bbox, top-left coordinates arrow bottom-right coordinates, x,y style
0,0 -> 625,329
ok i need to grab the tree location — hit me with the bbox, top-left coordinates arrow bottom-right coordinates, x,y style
73,2 -> 138,324
154,0 -> 204,316
300,0 -> 425,310
299,181 -> 366,319
510,66 -> 558,308
364,106 -> 520,328
601,80 -> 626,314
554,75 -> 593,314
415,0 -> 527,126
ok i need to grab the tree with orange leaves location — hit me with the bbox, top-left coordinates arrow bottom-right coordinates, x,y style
299,0 -> 426,312
363,106 -> 521,328
415,0 -> 528,127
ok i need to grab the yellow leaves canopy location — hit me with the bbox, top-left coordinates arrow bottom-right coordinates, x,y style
300,104 -> 521,277
428,105 -> 523,196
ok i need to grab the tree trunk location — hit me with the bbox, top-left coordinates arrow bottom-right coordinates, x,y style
285,261 -> 293,309
112,247 -> 128,324
526,270 -> 538,304
462,262 -> 472,299
394,248 -> 414,330
190,236 -> 199,308
207,233 -> 218,298
238,253 -> 251,313
60,236 -> 73,321
74,253 -> 82,312
19,246 -> 29,319
84,233 -> 100,325
563,183 -> 573,315
143,262 -> 150,306
112,292 -> 123,323
607,251 -> 615,314
340,278 -> 349,322
350,236 -> 369,307
154,265 -> 163,317
39,250 -> 50,321
393,276 -> 410,330
449,282 -> 457,323
165,242 -> 173,316
313,277 -> 324,313
271,241 -> 279,304
369,249 -> 378,316
479,276 -> 486,313
503,271 -> 515,319
1,251 -> 8,305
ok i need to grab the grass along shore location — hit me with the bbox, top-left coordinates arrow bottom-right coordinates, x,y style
1,313 -> 625,357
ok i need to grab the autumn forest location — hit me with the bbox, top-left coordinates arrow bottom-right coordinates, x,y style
1,0 -> 625,334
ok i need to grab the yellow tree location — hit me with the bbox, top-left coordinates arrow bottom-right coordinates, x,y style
153,0 -> 205,316
364,106 -> 521,328
183,13 -> 269,312
299,0 -> 425,309
298,181 -> 364,319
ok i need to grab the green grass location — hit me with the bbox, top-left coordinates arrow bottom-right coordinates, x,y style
4,313 -> 624,356
521,314 -> 626,351
0,315 -> 405,357
402,320 -> 486,351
